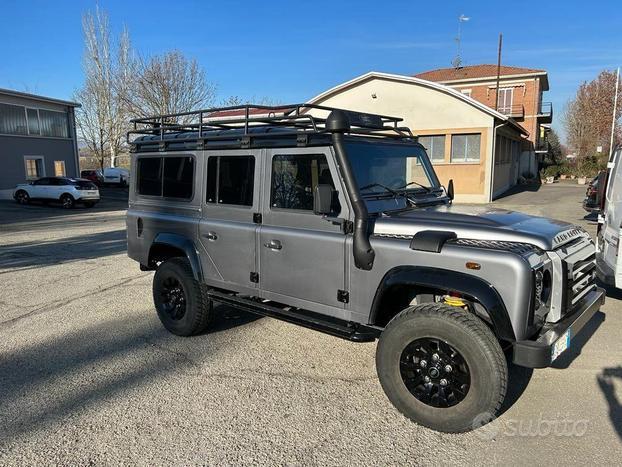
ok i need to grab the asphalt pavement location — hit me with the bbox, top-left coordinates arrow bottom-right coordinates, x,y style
0,183 -> 620,465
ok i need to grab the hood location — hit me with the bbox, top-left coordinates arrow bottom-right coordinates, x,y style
373,204 -> 588,250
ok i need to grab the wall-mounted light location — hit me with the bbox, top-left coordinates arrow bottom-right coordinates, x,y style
371,93 -> 377,99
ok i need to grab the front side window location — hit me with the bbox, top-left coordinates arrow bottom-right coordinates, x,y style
206,156 -> 255,206
418,135 -> 446,162
451,134 -> 481,163
270,154 -> 339,212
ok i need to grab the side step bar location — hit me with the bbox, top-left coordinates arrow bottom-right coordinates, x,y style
206,289 -> 381,342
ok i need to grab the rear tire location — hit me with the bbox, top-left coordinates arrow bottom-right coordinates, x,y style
15,190 -> 30,205
60,194 -> 75,209
376,303 -> 507,433
152,257 -> 215,336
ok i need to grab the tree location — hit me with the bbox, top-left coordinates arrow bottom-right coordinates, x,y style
123,50 -> 216,122
74,7 -> 131,168
545,128 -> 564,165
563,70 -> 621,160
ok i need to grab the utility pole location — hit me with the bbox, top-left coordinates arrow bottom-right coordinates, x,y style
608,67 -> 620,159
494,33 -> 503,111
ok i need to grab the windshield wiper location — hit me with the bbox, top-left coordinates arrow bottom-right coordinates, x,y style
360,182 -> 416,204
397,181 -> 431,192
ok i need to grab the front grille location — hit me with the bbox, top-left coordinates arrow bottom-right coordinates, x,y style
564,252 -> 597,309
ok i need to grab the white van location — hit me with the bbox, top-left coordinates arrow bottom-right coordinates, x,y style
597,146 -> 622,287
103,167 -> 130,186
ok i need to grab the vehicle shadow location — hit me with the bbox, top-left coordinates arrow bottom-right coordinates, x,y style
597,366 -> 622,441
551,311 -> 605,369
0,229 -> 127,271
206,304 -> 264,334
499,358 -> 533,416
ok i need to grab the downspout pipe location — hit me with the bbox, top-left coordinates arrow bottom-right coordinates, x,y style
326,110 -> 375,270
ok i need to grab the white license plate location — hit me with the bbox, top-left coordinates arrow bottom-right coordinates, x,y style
551,330 -> 571,361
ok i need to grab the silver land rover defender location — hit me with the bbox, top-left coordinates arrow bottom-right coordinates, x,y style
126,104 -> 605,433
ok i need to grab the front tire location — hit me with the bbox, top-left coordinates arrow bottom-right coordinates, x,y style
15,190 -> 30,205
152,257 -> 215,336
376,303 -> 507,433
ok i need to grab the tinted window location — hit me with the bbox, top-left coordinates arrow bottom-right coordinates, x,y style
33,178 -> 50,186
163,157 -> 194,199
271,154 -> 339,212
206,156 -> 255,206
137,158 -> 163,196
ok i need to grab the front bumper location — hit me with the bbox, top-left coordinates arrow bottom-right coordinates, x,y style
512,287 -> 605,368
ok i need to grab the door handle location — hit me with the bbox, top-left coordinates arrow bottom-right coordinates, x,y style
204,231 -> 218,241
264,239 -> 282,250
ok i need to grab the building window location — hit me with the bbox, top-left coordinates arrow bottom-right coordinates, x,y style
206,156 -> 255,206
418,135 -> 446,162
497,88 -> 514,114
451,134 -> 481,163
27,108 -> 40,135
270,154 -> 339,212
54,160 -> 66,176
39,109 -> 69,138
24,156 -> 45,179
461,89 -> 472,97
0,103 -> 28,135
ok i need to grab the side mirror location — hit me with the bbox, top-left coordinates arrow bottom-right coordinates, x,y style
313,184 -> 334,215
447,179 -> 455,201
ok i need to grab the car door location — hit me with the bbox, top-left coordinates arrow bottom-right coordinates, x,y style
259,147 -> 349,315
602,148 -> 622,286
31,178 -> 51,199
198,149 -> 261,294
49,178 -> 67,199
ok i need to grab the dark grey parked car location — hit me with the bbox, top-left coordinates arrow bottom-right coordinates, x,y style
126,104 -> 604,433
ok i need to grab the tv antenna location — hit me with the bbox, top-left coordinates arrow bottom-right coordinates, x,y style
452,14 -> 470,68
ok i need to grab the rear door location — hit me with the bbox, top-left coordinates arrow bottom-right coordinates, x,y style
258,147 -> 349,314
602,148 -> 622,286
198,150 -> 261,294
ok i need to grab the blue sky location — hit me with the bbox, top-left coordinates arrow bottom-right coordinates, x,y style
1,0 -> 620,140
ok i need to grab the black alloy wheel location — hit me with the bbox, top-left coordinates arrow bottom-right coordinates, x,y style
399,337 -> 470,408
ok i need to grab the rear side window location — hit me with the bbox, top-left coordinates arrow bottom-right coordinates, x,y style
206,156 -> 255,206
137,158 -> 162,196
137,156 -> 194,199
163,157 -> 194,199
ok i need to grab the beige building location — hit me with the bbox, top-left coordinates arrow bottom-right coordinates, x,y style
307,72 -> 529,203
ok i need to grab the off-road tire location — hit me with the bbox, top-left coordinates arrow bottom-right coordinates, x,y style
153,257 -> 215,336
60,194 -> 75,209
376,303 -> 507,433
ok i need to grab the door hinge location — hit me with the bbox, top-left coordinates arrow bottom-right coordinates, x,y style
250,272 -> 259,283
253,213 -> 262,224
337,290 -> 349,303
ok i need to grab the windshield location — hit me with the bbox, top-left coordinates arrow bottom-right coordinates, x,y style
345,141 -> 440,196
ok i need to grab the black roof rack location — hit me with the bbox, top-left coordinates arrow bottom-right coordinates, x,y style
127,103 -> 414,151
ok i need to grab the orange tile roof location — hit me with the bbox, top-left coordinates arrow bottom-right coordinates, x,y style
414,64 -> 546,82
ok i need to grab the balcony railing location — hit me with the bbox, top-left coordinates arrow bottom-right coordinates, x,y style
497,104 -> 524,119
538,101 -> 553,122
